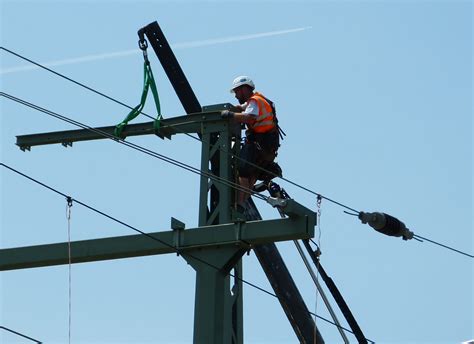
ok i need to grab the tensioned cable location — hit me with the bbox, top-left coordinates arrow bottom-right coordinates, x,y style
1,94 -> 373,341
0,326 -> 42,343
0,162 -> 375,343
412,234 -> 473,258
0,47 -> 159,121
2,47 -> 467,340
0,92 -> 267,204
0,46 -> 359,214
3,92 -> 473,261
2,50 -> 471,259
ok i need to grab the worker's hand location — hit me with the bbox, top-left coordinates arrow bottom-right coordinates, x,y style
221,110 -> 234,119
234,104 -> 245,112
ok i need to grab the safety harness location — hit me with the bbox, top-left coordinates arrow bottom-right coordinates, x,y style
252,93 -> 286,141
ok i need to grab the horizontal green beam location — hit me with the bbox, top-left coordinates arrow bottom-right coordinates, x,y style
0,216 -> 314,271
16,109 -> 237,150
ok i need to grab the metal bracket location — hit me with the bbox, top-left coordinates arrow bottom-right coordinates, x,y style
171,217 -> 186,230
171,217 -> 185,256
267,197 -> 317,224
266,197 -> 288,208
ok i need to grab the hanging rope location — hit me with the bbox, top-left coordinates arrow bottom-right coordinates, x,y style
114,39 -> 162,138
66,196 -> 73,344
313,194 -> 323,344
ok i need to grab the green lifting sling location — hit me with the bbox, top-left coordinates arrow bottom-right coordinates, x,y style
114,61 -> 162,138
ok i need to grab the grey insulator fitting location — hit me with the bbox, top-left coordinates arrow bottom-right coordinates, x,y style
266,196 -> 287,208
359,211 -> 414,240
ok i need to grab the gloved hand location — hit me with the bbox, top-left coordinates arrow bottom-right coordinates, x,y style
221,110 -> 234,119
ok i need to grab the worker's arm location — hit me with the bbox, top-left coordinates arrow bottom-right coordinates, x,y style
221,100 -> 258,124
222,111 -> 255,124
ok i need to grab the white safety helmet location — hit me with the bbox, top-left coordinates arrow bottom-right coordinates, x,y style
230,75 -> 255,93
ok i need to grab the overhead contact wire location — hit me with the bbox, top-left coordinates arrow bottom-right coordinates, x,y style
0,92 -> 266,203
2,49 -> 471,257
0,326 -> 42,344
0,162 -> 375,342
1,47 -> 359,214
1,47 -> 154,122
413,234 -> 473,258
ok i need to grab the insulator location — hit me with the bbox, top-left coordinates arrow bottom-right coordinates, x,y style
359,211 -> 414,240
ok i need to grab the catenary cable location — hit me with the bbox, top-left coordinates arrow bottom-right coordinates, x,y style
0,46 -> 359,214
0,162 -> 375,343
0,92 -> 267,204
1,89 -> 371,340
0,47 -> 155,122
1,45 -> 470,342
413,234 -> 473,258
2,50 -> 472,258
2,91 -> 473,261
4,43 -> 469,342
0,326 -> 42,343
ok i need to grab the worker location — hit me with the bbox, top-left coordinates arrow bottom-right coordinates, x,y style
221,75 -> 283,212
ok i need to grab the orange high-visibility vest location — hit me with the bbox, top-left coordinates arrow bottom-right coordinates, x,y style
247,92 -> 276,133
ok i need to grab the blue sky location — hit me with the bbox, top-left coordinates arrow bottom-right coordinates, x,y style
1,1 -> 472,343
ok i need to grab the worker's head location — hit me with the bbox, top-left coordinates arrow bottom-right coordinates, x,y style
230,76 -> 255,104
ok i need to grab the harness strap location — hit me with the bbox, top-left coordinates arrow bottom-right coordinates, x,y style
258,94 -> 285,141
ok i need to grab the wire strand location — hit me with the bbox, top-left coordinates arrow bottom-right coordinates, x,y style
413,234 -> 473,258
0,326 -> 42,344
2,50 -> 471,336
0,46 -> 360,214
2,91 -> 473,261
0,47 -> 155,122
15,45 -> 469,255
0,92 -> 267,204
0,161 -> 375,342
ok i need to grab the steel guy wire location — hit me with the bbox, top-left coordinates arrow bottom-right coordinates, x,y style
0,92 -> 267,204
0,326 -> 42,344
3,96 -> 473,261
0,47 -> 158,121
412,234 -> 473,258
2,49 -> 472,260
1,46 -> 465,341
0,46 -> 202,141
0,162 -> 375,342
0,46 -> 360,214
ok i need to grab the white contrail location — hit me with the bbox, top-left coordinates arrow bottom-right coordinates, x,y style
171,26 -> 311,49
0,27 -> 311,75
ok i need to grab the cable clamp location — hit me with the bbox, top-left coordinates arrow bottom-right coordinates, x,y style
266,196 -> 287,208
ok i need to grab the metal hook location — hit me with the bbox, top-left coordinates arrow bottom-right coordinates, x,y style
138,38 -> 148,51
